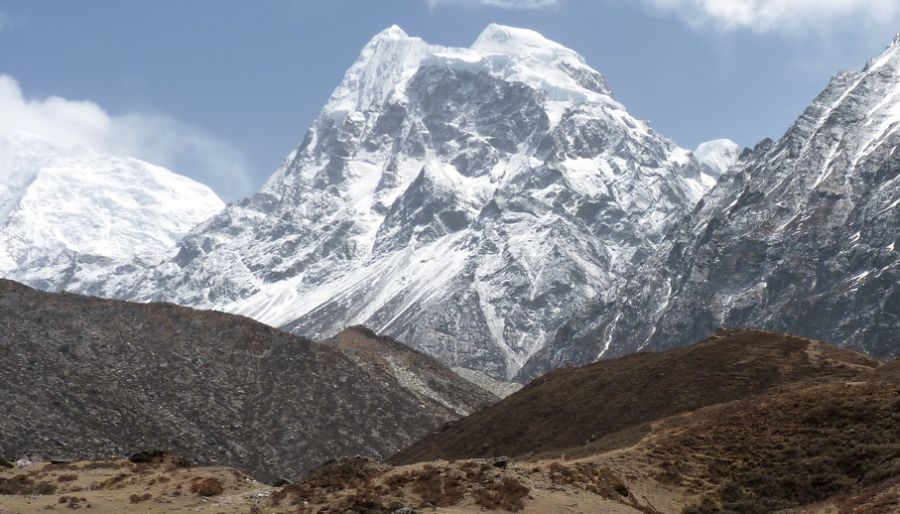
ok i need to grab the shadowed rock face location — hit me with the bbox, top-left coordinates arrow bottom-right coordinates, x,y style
0,280 -> 493,483
524,37 -> 900,379
394,329 -> 880,464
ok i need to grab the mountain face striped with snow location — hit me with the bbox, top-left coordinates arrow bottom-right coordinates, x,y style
529,35 -> 900,377
79,24 -> 714,379
0,132 -> 224,291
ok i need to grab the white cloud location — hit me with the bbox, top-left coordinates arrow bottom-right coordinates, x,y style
0,74 -> 251,200
640,0 -> 900,33
426,0 -> 559,9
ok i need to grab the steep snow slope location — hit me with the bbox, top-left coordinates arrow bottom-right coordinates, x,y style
76,25 -> 711,378
0,132 -> 224,289
534,35 -> 900,374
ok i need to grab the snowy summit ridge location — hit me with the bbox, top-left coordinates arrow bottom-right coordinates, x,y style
323,24 -> 614,128
30,25 -> 717,379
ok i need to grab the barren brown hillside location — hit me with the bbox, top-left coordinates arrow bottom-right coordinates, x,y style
394,329 -> 880,464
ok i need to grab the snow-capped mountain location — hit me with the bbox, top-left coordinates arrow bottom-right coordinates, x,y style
530,34 -> 900,376
78,24 -> 713,379
694,139 -> 741,179
0,131 -> 224,290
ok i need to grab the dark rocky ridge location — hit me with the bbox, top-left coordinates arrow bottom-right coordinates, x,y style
0,280 -> 493,483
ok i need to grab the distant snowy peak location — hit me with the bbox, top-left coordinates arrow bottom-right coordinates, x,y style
694,139 -> 740,178
0,131 -> 224,276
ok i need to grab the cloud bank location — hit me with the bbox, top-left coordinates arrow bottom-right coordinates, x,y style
0,74 -> 251,201
640,0 -> 900,33
426,0 -> 559,9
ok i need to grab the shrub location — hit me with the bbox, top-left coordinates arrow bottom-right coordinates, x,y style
80,461 -> 125,470
59,496 -> 87,508
272,457 -> 386,506
0,474 -> 57,495
129,450 -> 167,464
547,462 -> 629,499
190,477 -> 224,497
93,473 -> 129,490
128,450 -> 190,470
473,477 -> 530,512
411,466 -> 464,508
129,493 -> 152,503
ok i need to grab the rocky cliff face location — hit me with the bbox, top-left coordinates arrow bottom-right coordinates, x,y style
0,280 -> 494,482
81,25 -> 713,379
529,36 -> 900,378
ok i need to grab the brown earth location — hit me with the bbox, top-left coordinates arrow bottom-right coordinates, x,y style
0,456 -> 268,514
394,329 -> 880,464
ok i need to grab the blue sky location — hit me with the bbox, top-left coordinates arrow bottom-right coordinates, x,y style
1,0 -> 899,201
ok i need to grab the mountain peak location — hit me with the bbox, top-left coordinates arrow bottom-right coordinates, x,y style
369,24 -> 411,44
472,23 -> 565,54
325,26 -> 431,116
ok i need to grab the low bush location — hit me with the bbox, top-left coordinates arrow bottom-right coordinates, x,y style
547,462 -> 629,499
190,477 -> 224,497
411,465 -> 464,508
129,493 -> 152,503
0,474 -> 57,495
473,477 -> 529,512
